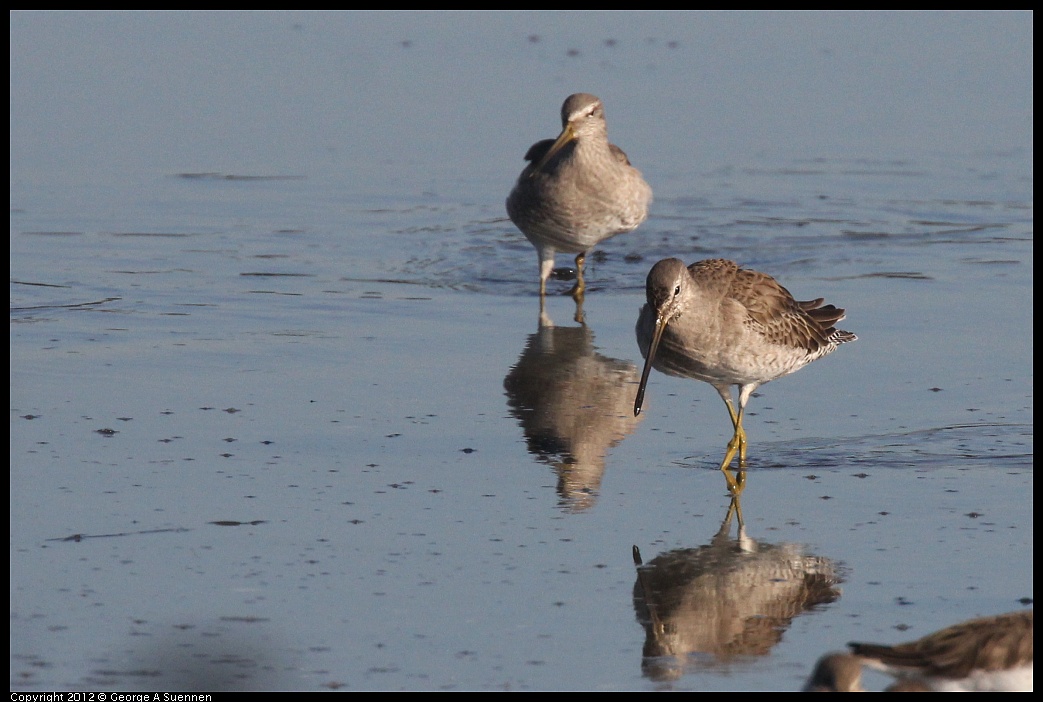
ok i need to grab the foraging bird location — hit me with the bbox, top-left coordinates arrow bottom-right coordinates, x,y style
634,258 -> 856,492
507,93 -> 652,299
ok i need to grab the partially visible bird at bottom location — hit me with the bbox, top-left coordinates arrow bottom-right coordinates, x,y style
804,609 -> 1033,692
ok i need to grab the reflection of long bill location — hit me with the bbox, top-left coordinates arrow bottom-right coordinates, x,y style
634,313 -> 667,416
530,123 -> 576,176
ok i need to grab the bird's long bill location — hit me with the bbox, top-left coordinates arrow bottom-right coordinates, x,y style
634,315 -> 667,416
530,124 -> 576,176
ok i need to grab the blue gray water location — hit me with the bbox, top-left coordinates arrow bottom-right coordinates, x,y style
10,11 -> 1032,691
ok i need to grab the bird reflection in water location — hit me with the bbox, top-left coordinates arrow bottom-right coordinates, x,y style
632,495 -> 842,684
504,307 -> 642,512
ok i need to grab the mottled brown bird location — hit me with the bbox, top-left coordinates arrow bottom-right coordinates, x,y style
848,610 -> 1033,692
634,258 -> 856,492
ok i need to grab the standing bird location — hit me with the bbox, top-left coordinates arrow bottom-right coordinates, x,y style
634,258 -> 856,493
507,93 -> 653,299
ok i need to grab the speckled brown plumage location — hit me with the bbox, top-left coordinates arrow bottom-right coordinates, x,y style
848,610 -> 1033,692
634,257 -> 856,492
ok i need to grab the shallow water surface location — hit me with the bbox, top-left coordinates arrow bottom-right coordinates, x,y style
10,11 -> 1032,691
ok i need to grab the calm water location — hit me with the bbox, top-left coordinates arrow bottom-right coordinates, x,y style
10,11 -> 1032,691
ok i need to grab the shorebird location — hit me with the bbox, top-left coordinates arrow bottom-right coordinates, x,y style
633,258 -> 856,493
803,652 -> 868,692
506,93 -> 652,299
847,610 -> 1033,692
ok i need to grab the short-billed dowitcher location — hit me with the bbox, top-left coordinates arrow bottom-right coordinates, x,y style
506,93 -> 652,299
633,258 -> 856,492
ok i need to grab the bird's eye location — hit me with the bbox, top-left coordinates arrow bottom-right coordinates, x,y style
674,285 -> 681,297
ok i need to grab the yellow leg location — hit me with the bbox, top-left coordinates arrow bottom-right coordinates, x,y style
720,464 -> 746,496
723,492 -> 744,530
573,295 -> 585,325
735,419 -> 748,465
718,397 -> 748,495
569,251 -> 587,301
